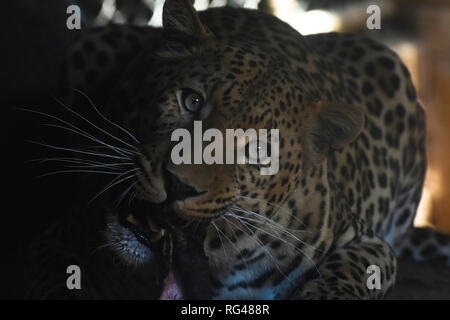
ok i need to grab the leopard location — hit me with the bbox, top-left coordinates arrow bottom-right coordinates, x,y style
27,0 -> 450,299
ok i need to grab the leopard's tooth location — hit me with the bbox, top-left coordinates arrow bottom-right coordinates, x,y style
126,213 -> 139,226
150,228 -> 167,242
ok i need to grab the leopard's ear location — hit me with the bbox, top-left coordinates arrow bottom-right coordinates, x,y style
162,0 -> 210,38
304,101 -> 364,167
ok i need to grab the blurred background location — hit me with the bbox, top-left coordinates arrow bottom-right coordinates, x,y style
1,0 -> 449,298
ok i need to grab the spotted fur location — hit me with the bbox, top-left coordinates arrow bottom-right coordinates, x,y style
35,0 -> 450,299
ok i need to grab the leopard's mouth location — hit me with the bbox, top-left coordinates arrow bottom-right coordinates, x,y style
117,192 -> 171,250
118,166 -> 208,251
117,172 -> 207,300
121,212 -> 167,247
117,205 -> 183,300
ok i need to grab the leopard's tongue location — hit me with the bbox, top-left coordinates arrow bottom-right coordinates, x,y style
159,269 -> 183,300
143,217 -> 182,300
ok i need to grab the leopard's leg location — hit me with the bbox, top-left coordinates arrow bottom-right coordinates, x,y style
393,227 -> 450,265
383,174 -> 450,265
292,234 -> 397,299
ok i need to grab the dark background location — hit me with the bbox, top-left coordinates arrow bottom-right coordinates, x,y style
1,2 -> 74,298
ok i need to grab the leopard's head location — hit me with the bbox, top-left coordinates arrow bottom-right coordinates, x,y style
103,0 -> 364,297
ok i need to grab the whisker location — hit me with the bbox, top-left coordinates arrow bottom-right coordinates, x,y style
231,211 -> 309,249
60,166 -> 125,172
237,195 -> 311,232
230,205 -> 323,261
128,189 -> 137,208
63,163 -> 133,169
33,156 -> 134,167
53,160 -> 133,169
231,202 -> 309,234
90,168 -> 140,202
36,169 -> 123,179
231,205 -> 313,249
116,182 -> 137,207
41,123 -> 135,157
31,158 -> 135,176
230,210 -> 323,269
31,157 -> 106,165
213,219 -> 251,273
52,95 -> 139,151
221,214 -> 293,284
19,107 -> 137,157
72,88 -> 141,145
211,221 -> 229,264
27,140 -> 131,161
226,211 -> 321,277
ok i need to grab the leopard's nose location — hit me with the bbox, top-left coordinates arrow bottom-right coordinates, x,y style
135,156 -> 167,203
166,161 -> 215,191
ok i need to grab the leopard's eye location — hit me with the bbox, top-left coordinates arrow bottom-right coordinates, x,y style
180,89 -> 204,113
244,141 -> 272,164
